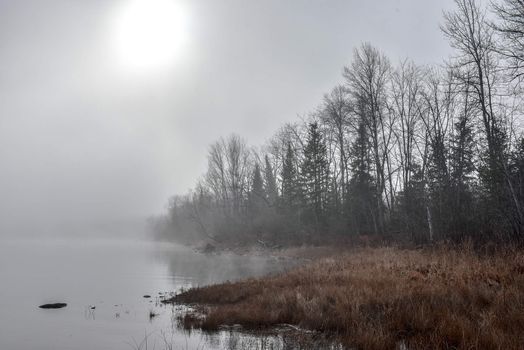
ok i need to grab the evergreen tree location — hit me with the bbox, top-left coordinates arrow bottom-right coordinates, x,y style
301,122 -> 330,225
403,165 -> 429,242
426,130 -> 450,240
280,143 -> 300,215
347,119 -> 377,235
248,163 -> 266,218
477,124 -> 513,236
264,155 -> 278,206
448,109 -> 476,237
508,137 -> 524,237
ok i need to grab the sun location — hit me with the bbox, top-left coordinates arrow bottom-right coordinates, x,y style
113,0 -> 187,72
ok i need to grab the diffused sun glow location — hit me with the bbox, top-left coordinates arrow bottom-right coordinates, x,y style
114,0 -> 187,71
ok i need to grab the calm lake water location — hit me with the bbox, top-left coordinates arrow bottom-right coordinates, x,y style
0,237 -> 293,350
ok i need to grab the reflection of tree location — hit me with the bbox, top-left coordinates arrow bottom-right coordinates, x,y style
201,329 -> 340,350
156,245 -> 293,287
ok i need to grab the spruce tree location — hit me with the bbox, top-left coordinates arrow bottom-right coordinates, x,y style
281,143 -> 300,215
248,163 -> 266,218
301,122 -> 329,225
347,119 -> 377,235
264,155 -> 278,206
448,110 -> 476,237
426,131 -> 450,240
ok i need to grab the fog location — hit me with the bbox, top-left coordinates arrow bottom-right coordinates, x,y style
0,0 -> 456,237
6,1 -> 523,349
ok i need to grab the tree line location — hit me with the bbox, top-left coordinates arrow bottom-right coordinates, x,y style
152,0 -> 524,246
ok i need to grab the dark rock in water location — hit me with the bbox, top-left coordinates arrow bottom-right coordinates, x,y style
39,303 -> 67,309
90,306 -> 96,310
143,295 -> 151,298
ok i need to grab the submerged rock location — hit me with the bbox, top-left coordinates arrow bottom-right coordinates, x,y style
39,303 -> 67,309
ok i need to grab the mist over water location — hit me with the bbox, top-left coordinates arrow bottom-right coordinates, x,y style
0,235 -> 293,350
0,0 -> 476,348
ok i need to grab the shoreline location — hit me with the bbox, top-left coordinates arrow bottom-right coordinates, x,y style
191,238 -> 368,261
164,244 -> 524,349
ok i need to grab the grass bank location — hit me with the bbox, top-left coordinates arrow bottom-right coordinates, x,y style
166,244 -> 524,349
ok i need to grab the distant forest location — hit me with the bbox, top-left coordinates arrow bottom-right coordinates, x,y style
152,0 -> 524,246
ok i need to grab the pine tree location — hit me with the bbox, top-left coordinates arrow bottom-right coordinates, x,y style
347,118 -> 377,235
403,164 -> 429,242
248,163 -> 266,218
301,122 -> 329,225
426,130 -> 450,240
264,155 -> 278,206
448,109 -> 476,237
280,143 -> 300,215
510,138 -> 524,202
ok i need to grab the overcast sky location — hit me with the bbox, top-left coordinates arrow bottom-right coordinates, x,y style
0,0 -> 458,236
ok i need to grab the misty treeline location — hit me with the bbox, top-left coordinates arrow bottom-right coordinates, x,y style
152,0 -> 524,246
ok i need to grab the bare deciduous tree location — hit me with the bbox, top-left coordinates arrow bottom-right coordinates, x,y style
344,43 -> 392,233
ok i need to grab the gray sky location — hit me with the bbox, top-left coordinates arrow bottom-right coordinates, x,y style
0,0 -> 457,236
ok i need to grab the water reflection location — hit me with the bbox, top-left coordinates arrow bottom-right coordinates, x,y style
130,304 -> 343,350
0,238 -> 329,350
153,244 -> 296,287
133,245 -> 341,349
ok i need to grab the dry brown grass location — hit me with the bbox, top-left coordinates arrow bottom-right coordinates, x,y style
166,244 -> 524,349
